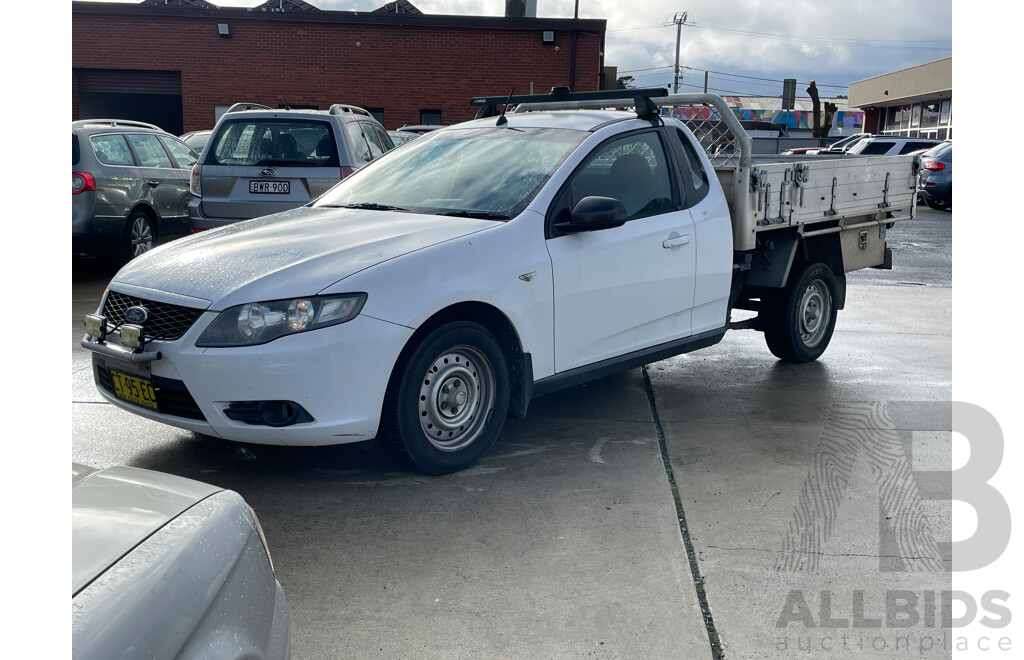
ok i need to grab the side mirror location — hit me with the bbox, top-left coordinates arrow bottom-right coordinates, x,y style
554,196 -> 627,234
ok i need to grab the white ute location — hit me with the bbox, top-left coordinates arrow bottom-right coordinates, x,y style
82,88 -> 920,474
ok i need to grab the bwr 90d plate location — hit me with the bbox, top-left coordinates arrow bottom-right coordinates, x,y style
250,180 -> 290,194
110,370 -> 158,410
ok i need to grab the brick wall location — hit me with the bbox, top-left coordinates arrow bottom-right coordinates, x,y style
72,9 -> 604,132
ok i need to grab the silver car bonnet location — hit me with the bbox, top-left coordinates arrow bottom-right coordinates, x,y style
72,464 -> 222,596
111,206 -> 496,307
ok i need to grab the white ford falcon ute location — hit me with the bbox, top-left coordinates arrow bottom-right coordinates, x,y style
83,89 -> 736,474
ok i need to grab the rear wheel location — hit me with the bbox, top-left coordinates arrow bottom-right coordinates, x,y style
384,322 -> 510,475
762,262 -> 839,363
119,210 -> 155,264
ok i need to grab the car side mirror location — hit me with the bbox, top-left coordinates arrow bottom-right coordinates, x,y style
554,196 -> 628,234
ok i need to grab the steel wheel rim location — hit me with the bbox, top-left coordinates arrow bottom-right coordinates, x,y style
418,345 -> 495,452
798,279 -> 831,348
130,217 -> 153,257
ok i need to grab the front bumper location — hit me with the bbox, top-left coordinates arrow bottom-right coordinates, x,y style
83,310 -> 414,446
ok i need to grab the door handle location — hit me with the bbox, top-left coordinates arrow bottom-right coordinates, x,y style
662,233 -> 691,249
147,179 -> 160,187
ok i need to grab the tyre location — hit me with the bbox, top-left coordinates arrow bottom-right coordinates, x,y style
924,198 -> 942,210
119,210 -> 155,264
384,321 -> 510,475
762,262 -> 839,363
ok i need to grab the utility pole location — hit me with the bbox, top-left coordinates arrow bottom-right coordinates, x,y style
672,11 -> 688,94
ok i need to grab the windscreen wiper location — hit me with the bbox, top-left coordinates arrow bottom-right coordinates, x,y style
333,202 -> 411,212
438,210 -> 511,220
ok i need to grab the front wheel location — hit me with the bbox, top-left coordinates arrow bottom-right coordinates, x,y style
384,322 -> 510,475
762,262 -> 839,363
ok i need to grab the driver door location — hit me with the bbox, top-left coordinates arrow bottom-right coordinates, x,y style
545,129 -> 697,372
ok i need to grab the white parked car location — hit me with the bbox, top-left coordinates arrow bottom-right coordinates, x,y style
844,135 -> 942,156
72,463 -> 290,659
82,89 -> 917,474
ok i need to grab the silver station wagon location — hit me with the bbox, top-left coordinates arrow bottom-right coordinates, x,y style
72,120 -> 198,263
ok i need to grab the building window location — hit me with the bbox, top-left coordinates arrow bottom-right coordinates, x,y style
910,104 -> 922,128
939,100 -> 951,126
920,102 -> 940,129
420,109 -> 442,125
885,107 -> 903,132
365,107 -> 385,125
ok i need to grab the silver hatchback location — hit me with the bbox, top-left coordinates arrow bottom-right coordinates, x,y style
189,104 -> 396,230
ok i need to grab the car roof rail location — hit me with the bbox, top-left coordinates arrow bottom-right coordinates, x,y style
470,87 -> 669,123
71,119 -> 165,131
225,102 -> 273,113
329,104 -> 373,119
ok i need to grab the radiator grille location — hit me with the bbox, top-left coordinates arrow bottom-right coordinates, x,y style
102,291 -> 205,341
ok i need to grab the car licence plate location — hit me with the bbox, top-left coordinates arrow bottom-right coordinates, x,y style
110,370 -> 158,411
250,180 -> 290,194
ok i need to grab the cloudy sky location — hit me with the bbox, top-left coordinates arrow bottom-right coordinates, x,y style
135,0 -> 954,100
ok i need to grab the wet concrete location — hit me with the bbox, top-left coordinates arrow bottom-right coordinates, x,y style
71,206 -> 952,658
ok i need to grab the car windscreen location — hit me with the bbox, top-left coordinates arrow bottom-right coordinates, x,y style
207,118 -> 339,167
314,127 -> 586,219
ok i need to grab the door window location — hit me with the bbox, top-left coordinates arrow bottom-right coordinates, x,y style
670,128 -> 710,208
360,123 -> 385,159
126,133 -> 173,168
160,136 -> 199,168
551,132 -> 676,226
90,134 -> 135,166
373,125 -> 395,152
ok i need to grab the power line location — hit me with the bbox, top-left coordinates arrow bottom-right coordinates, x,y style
689,21 -> 951,52
620,65 -> 849,92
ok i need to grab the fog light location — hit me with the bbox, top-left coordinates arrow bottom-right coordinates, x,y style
84,314 -> 107,341
121,324 -> 144,350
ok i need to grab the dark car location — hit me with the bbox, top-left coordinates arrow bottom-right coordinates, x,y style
73,119 -> 198,263
918,142 -> 952,210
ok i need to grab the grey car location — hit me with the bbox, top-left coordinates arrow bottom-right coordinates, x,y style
180,129 -> 212,153
73,120 -> 198,263
72,463 -> 290,659
189,104 -> 396,230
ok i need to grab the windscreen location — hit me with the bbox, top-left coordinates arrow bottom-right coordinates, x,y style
314,127 -> 586,219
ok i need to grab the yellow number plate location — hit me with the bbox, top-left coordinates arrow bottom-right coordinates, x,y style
110,370 -> 158,411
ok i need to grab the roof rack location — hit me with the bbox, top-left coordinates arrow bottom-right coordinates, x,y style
225,102 -> 273,113
502,90 -> 754,169
329,104 -> 373,118
71,119 -> 164,131
471,87 -> 669,123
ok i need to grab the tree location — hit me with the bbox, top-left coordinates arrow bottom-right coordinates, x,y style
806,80 -> 837,147
616,75 -> 635,90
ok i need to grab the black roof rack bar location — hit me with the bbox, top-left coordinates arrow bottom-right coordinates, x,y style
471,87 -> 668,120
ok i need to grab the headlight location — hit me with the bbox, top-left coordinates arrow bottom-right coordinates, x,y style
196,293 -> 367,347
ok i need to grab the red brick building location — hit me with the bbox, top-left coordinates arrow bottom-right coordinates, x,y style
72,0 -> 607,135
